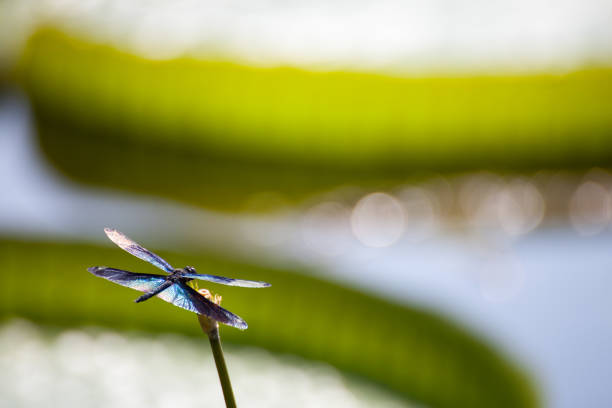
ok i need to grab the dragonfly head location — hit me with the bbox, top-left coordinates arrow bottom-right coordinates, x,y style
184,266 -> 197,274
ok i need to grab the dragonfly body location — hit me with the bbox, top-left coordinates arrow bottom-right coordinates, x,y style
88,228 -> 270,329
133,266 -> 197,303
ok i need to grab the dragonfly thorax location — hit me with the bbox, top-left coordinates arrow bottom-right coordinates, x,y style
167,266 -> 197,281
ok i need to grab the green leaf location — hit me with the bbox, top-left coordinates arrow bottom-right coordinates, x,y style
0,238 -> 538,407
16,28 -> 612,211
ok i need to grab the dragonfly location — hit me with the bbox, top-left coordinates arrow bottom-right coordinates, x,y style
88,228 -> 270,330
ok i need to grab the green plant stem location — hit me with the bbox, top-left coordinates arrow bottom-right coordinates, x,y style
207,326 -> 237,408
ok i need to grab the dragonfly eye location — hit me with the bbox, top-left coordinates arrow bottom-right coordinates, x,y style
185,266 -> 196,273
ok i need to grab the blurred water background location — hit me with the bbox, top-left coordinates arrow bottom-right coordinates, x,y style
1,1 -> 612,407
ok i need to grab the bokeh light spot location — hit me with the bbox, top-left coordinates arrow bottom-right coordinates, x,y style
350,192 -> 405,248
569,181 -> 610,236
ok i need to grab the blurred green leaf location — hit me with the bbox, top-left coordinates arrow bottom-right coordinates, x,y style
16,28 -> 612,211
0,238 -> 537,408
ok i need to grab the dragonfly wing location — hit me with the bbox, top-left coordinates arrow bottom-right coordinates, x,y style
134,280 -> 174,303
104,228 -> 174,273
157,282 -> 248,330
88,266 -> 167,292
182,273 -> 271,288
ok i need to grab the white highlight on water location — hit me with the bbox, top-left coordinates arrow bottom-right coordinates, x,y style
0,319 -> 409,408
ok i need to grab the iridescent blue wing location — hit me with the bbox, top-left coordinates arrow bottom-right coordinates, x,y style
88,266 -> 167,292
88,267 -> 248,329
182,273 -> 271,288
104,228 -> 174,273
157,282 -> 248,330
